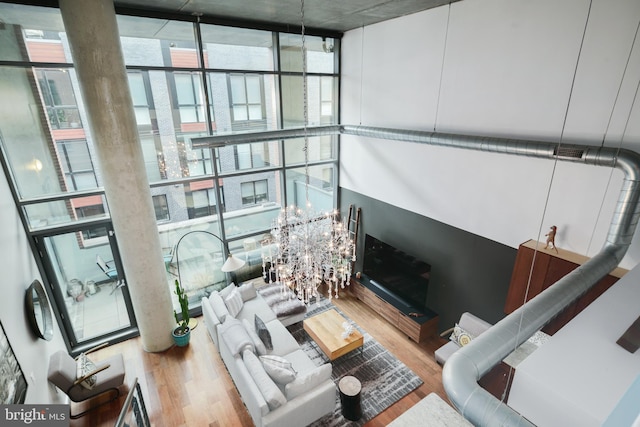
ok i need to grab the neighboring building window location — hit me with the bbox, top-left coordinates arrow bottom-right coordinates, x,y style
322,167 -> 333,190
76,205 -> 106,219
188,148 -> 213,176
229,74 -> 265,130
320,76 -> 333,118
81,226 -> 109,240
175,72 -> 206,123
235,143 -> 268,170
153,195 -> 170,221
241,180 -> 268,205
189,188 -> 219,218
139,135 -> 163,182
57,140 -> 97,190
127,71 -> 152,127
37,69 -> 82,129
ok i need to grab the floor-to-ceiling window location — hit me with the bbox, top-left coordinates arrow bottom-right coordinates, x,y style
0,2 -> 340,352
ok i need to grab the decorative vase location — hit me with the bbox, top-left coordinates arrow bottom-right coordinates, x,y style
172,327 -> 191,347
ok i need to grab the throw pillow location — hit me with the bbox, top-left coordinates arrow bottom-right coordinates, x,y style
254,314 -> 273,350
449,323 -> 474,347
238,281 -> 257,302
224,287 -> 244,318
219,282 -> 236,299
243,349 -> 287,410
208,292 -> 229,323
242,319 -> 267,355
260,355 -> 297,384
76,353 -> 98,390
284,363 -> 332,400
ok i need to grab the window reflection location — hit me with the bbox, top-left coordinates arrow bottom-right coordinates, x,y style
1,2 -> 340,282
36,69 -> 82,130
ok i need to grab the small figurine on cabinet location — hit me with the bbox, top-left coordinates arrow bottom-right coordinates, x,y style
544,225 -> 558,253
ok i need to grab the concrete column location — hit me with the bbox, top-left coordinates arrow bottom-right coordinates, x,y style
59,0 -> 175,352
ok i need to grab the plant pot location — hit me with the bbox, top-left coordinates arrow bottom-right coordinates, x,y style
172,326 -> 191,347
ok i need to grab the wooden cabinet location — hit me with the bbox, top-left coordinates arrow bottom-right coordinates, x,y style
504,239 -> 627,334
350,277 -> 438,343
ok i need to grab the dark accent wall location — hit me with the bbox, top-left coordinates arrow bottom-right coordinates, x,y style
340,188 -> 518,332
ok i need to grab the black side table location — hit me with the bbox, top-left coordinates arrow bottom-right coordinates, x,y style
339,375 -> 362,421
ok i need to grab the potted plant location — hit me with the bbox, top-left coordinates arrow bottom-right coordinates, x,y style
171,279 -> 191,347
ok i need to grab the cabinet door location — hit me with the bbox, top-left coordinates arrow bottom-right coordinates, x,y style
505,242 -> 621,335
504,245 -> 551,313
543,256 -> 578,290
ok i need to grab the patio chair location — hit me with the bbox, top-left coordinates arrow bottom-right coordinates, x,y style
96,254 -> 118,281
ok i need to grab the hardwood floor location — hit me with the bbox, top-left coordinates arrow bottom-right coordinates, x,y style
70,289 -> 451,427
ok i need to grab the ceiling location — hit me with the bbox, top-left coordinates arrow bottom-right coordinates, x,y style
113,0 -> 458,34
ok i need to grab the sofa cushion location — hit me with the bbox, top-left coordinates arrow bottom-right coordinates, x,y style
242,318 -> 267,355
248,320 -> 298,358
243,349 -> 287,410
284,363 -> 332,400
237,297 -> 277,325
209,292 -> 230,323
255,315 -> 273,350
260,355 -> 297,384
279,349 -> 317,375
239,281 -> 258,301
220,318 -> 254,356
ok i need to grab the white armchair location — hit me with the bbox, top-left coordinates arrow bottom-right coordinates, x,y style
435,312 -> 492,365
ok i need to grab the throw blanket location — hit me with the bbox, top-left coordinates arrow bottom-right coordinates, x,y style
258,283 -> 307,317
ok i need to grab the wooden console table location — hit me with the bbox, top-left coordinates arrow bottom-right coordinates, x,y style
349,276 -> 438,343
504,239 -> 628,335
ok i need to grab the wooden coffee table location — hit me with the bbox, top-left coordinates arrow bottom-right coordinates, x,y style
303,309 -> 364,360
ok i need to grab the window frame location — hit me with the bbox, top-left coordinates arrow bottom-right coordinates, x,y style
36,68 -> 83,130
152,194 -> 170,222
228,73 -> 266,130
56,139 -> 98,191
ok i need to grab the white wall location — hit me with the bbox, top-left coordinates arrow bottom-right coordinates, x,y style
340,0 -> 640,269
0,168 -> 68,404
508,263 -> 640,426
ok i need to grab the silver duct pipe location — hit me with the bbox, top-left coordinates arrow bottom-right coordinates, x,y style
191,125 -> 341,148
193,125 -> 640,426
342,125 -> 640,426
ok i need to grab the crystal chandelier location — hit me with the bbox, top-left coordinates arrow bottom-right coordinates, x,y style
261,0 -> 355,304
262,205 -> 355,303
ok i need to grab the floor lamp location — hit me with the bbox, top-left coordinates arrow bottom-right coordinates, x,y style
174,230 -> 246,329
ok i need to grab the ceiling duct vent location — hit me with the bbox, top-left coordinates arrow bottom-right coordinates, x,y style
554,146 -> 584,159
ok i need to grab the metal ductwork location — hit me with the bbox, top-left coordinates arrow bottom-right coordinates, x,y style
193,125 -> 640,426
191,125 -> 342,148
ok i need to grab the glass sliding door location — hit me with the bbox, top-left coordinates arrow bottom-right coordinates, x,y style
36,225 -> 137,350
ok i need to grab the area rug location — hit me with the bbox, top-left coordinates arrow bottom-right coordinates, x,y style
287,297 -> 423,426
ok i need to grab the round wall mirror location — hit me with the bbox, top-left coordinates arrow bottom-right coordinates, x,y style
25,279 -> 53,341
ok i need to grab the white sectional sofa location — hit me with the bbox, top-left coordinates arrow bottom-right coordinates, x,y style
202,281 -> 336,427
